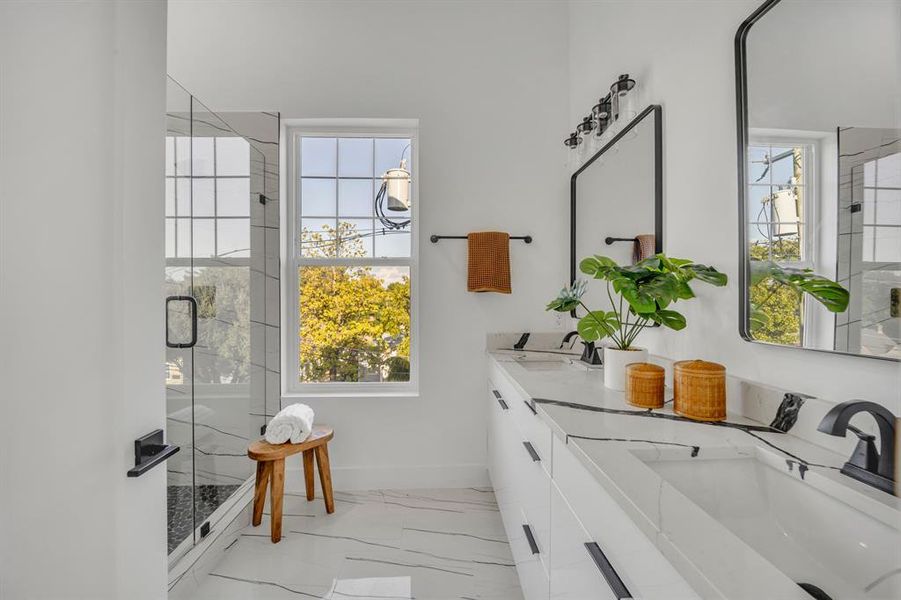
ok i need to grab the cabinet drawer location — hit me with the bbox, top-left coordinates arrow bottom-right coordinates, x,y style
508,508 -> 550,600
490,368 -> 553,477
550,482 -> 619,600
552,436 -> 699,598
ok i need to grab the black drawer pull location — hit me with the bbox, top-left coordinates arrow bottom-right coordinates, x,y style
523,400 -> 537,415
492,389 -> 502,399
585,542 -> 632,599
497,397 -> 509,410
523,441 -> 541,462
523,524 -> 539,554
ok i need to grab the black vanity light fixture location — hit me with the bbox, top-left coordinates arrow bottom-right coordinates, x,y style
576,115 -> 597,137
565,75 -> 638,150
564,132 -> 582,148
610,74 -> 636,122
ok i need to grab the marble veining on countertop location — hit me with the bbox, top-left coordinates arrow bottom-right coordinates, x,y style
488,349 -> 901,600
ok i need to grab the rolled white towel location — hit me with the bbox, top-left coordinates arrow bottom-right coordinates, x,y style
265,403 -> 315,445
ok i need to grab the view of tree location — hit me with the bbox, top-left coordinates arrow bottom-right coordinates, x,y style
299,221 -> 410,382
749,239 -> 803,345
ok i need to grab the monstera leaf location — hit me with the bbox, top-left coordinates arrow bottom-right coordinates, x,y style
547,253 -> 728,350
750,260 -> 849,313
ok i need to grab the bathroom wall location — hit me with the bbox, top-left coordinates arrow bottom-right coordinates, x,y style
0,0 -> 168,597
167,0 -> 570,488
568,0 -> 901,414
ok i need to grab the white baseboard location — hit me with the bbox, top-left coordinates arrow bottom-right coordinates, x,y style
284,463 -> 490,492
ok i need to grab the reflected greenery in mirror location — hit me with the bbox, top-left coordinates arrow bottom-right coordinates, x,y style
737,0 -> 901,360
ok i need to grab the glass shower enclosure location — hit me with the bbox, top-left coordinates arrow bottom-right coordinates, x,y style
165,77 -> 280,561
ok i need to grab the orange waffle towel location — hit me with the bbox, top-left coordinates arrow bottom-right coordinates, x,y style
467,232 -> 512,294
633,234 -> 656,264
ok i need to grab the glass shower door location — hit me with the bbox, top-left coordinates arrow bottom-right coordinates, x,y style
187,98 -> 259,543
165,77 -> 279,562
165,78 -> 198,558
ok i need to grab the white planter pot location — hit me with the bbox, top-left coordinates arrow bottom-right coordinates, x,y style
603,347 -> 649,391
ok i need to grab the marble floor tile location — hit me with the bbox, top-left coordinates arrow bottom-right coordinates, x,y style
187,487 -> 523,600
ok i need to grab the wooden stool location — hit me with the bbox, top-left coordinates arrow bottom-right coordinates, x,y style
247,425 -> 334,543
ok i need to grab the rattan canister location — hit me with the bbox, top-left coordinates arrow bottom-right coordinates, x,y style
673,360 -> 726,422
625,363 -> 665,409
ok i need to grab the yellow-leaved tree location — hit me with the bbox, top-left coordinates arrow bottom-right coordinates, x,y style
299,221 -> 410,382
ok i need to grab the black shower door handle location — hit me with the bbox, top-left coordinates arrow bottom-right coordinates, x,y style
166,295 -> 198,348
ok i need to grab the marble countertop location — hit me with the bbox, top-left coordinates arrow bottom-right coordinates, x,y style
488,349 -> 901,600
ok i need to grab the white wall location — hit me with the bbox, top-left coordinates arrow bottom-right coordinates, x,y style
568,0 -> 901,414
747,0 -> 901,132
167,0 -> 570,488
0,1 -> 168,598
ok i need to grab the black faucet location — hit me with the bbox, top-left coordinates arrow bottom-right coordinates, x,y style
817,400 -> 896,495
560,331 -> 603,365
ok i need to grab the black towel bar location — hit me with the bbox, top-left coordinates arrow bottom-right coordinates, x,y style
605,236 -> 637,245
430,235 -> 532,243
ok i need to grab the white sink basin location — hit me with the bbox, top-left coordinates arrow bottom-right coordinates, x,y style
635,446 -> 901,599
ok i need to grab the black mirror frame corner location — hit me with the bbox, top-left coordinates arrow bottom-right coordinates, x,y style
569,104 -> 664,318
733,0 -> 899,362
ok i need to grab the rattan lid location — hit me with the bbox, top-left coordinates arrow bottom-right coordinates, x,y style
673,360 -> 725,374
626,362 -> 663,375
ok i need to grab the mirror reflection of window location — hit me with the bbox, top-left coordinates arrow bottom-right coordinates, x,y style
748,142 -> 813,346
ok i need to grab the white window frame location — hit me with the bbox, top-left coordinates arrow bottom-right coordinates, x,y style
749,131 -> 821,345
282,120 -> 419,398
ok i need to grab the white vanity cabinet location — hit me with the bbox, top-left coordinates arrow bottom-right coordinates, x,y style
487,382 -> 550,600
487,359 -> 699,600
549,482 -> 619,600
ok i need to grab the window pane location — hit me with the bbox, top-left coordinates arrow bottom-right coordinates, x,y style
193,137 -> 215,177
769,146 -> 796,185
299,266 -> 410,383
747,145 -> 769,183
876,190 -> 901,225
175,136 -> 191,176
770,186 -> 801,225
375,138 -> 411,178
176,218 -> 191,258
300,218 -> 336,257
338,138 -> 373,177
176,178 -> 191,217
165,178 -> 176,217
374,229 -> 411,258
193,178 -> 214,217
338,179 -> 373,217
874,227 -> 901,263
301,137 -> 337,177
165,218 -> 175,257
338,219 -> 373,258
747,185 -> 773,222
216,137 -> 250,176
193,218 -> 215,258
218,178 -> 250,216
301,178 -> 336,216
217,218 -> 250,258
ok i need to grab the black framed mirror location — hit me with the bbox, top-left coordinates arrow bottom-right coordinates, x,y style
570,104 -> 663,317
736,0 -> 901,361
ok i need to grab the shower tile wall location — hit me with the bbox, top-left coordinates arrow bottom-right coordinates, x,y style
836,127 -> 901,357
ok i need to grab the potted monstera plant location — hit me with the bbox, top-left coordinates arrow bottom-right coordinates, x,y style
547,254 -> 728,390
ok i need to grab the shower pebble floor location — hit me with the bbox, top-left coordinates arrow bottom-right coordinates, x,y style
184,487 -> 524,599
